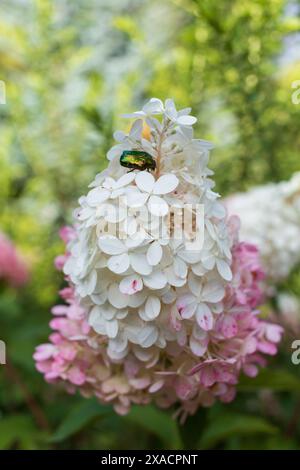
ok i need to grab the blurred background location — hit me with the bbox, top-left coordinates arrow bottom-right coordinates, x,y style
1,0 -> 300,450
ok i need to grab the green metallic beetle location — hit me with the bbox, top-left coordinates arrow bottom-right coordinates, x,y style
120,150 -> 156,172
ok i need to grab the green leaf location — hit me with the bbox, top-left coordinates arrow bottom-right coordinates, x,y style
0,414 -> 38,449
238,369 -> 300,392
50,399 -> 112,443
124,405 -> 183,449
199,412 -> 278,449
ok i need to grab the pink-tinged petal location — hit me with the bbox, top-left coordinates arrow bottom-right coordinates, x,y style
175,377 -> 193,400
33,344 -> 56,361
264,324 -> 283,343
67,367 -> 86,385
218,315 -> 238,338
196,303 -> 213,331
200,367 -> 217,388
51,305 -> 69,316
177,295 -> 197,319
54,255 -> 66,270
243,363 -> 259,377
149,380 -> 164,393
119,275 -> 143,295
257,341 -> 277,355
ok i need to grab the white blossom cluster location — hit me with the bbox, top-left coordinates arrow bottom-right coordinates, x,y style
64,98 -> 233,360
226,172 -> 300,281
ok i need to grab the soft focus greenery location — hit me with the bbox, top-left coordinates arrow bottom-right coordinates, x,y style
1,0 -> 300,450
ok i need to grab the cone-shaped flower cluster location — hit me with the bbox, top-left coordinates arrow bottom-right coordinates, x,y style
35,98 -> 283,420
226,173 -> 300,281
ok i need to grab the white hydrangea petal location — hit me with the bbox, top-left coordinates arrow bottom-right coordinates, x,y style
165,98 -> 177,120
173,257 -> 187,279
164,266 -> 186,287
115,172 -> 136,188
130,253 -> 152,275
91,292 -> 107,305
107,253 -> 130,274
191,263 -> 207,276
125,190 -> 149,208
129,118 -> 143,139
101,304 -> 117,320
86,188 -> 110,206
121,111 -> 145,119
106,319 -> 119,339
148,195 -> 169,217
139,325 -> 159,348
211,202 -> 226,219
127,290 -> 147,307
143,271 -> 168,289
77,207 -> 94,221
142,97 -> 164,115
177,115 -> 197,126
147,242 -> 163,266
201,252 -> 216,270
116,309 -> 128,320
188,273 -> 202,297
178,250 -> 202,264
107,144 -> 124,161
144,296 -> 161,320
119,275 -> 143,295
202,281 -> 225,303
216,259 -> 233,281
104,204 -> 127,223
190,336 -> 207,356
98,236 -> 126,255
161,289 -> 177,304
89,306 -> 105,334
153,174 -> 179,195
108,283 -> 129,309
81,269 -> 97,296
135,171 -> 155,193
113,130 -> 126,142
196,303 -> 213,331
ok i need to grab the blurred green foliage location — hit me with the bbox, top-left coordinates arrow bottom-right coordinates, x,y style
0,0 -> 300,450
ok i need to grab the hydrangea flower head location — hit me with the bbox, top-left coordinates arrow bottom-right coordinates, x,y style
226,173 -> 300,281
35,98 -> 283,420
63,98 -> 233,360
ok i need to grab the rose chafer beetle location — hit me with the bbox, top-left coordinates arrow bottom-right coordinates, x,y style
120,150 -> 156,172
